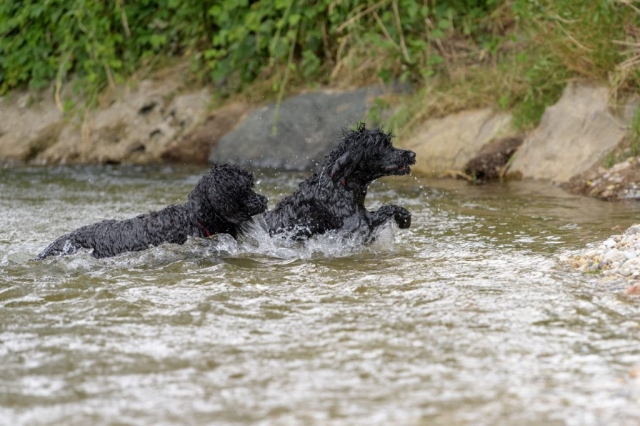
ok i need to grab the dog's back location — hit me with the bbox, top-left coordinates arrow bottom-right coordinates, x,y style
36,164 -> 267,260
37,205 -> 192,259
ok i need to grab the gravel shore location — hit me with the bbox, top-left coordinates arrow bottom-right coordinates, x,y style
565,156 -> 640,200
564,224 -> 640,294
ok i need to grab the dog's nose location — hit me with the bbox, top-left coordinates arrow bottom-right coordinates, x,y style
406,150 -> 416,162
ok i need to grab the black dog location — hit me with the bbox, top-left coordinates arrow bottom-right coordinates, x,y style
264,123 -> 416,240
37,164 -> 267,259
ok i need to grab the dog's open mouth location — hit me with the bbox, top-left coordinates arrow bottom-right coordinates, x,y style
387,165 -> 411,175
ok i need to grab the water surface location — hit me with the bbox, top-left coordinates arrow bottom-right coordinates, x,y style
1,165 -> 640,425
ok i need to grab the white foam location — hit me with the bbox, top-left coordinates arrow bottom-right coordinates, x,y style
1,217 -> 399,275
235,216 -> 398,260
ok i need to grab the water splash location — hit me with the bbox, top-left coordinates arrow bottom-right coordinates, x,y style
236,216 -> 398,260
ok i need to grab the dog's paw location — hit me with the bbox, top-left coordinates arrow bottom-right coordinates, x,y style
373,205 -> 411,229
394,207 -> 411,229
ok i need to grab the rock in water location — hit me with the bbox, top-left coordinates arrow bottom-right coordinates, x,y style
463,136 -> 523,182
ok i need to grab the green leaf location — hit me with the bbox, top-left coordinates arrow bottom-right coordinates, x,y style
289,14 -> 300,26
427,54 -> 443,65
437,19 -> 450,30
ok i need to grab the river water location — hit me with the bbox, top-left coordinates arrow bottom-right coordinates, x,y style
1,165 -> 640,425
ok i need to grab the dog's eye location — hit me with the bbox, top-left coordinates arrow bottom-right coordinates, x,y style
381,145 -> 387,151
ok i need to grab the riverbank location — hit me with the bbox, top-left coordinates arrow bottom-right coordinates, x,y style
1,76 -> 638,199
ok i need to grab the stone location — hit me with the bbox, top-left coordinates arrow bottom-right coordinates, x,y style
210,87 -> 385,170
0,90 -> 64,162
622,257 -> 640,271
565,155 -> 640,201
625,225 -> 640,236
603,249 -> 626,264
463,136 -> 523,181
41,82 -> 211,164
626,284 -> 640,295
161,103 -> 249,164
0,71 -> 214,165
610,160 -> 631,173
510,82 -> 629,183
399,108 -> 514,176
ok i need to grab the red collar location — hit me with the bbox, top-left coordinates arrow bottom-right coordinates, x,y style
195,221 -> 212,237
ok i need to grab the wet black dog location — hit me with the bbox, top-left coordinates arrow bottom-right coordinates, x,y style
37,164 -> 267,259
264,123 -> 416,240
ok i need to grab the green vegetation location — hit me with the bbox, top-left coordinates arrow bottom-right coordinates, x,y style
1,0 -> 639,131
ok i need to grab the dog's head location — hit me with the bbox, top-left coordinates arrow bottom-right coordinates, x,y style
325,123 -> 416,185
189,164 -> 268,226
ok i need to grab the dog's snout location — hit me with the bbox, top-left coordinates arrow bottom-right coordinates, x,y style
405,150 -> 417,163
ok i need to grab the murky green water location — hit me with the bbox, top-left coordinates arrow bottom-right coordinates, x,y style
1,165 -> 640,425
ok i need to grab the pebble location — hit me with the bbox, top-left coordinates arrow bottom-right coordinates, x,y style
604,249 -> 626,263
565,224 -> 640,292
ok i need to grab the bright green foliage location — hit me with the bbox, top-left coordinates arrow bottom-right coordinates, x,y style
0,0 -> 503,94
0,0 -> 212,93
1,0 -> 639,131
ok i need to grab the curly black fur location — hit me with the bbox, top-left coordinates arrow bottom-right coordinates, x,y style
37,164 -> 267,259
264,123 -> 416,240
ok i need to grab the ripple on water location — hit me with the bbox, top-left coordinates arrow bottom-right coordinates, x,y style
1,167 -> 640,425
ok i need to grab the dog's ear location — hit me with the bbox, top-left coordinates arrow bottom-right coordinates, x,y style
329,149 -> 365,181
330,152 -> 351,181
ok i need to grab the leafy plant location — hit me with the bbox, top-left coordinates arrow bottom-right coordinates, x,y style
0,0 -> 508,98
2,0 -> 639,143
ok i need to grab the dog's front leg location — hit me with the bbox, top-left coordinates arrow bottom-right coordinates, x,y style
369,205 -> 411,229
340,212 -> 371,236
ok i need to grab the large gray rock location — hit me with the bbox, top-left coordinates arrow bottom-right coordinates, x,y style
399,108 -> 514,176
210,87 -> 384,170
510,83 -> 630,183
